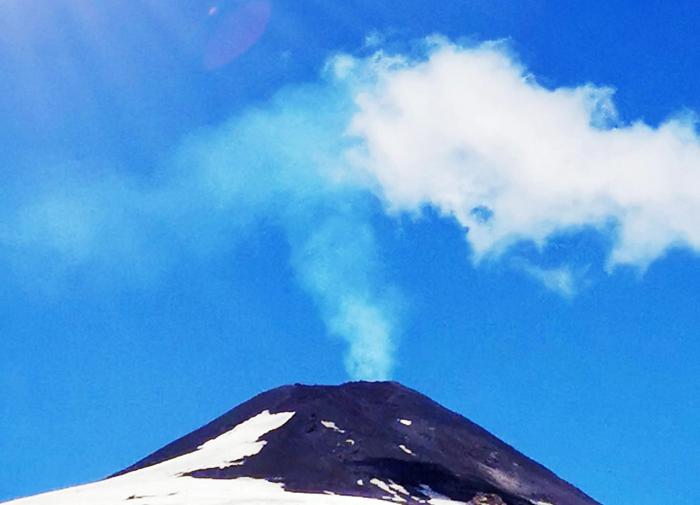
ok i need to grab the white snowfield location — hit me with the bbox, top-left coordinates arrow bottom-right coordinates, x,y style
4,410 -> 465,505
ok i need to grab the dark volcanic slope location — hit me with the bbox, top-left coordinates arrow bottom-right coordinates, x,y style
116,382 -> 600,505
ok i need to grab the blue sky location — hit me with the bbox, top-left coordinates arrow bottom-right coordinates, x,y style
1,1 -> 700,503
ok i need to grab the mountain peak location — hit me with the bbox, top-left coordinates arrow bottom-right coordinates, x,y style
7,382 -> 600,505
111,381 -> 599,505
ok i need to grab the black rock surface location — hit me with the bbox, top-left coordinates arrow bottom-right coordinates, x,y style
115,381 -> 600,505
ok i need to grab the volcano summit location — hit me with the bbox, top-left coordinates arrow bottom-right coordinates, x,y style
6,382 -> 600,505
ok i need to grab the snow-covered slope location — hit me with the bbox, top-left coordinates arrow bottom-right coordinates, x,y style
4,382 -> 600,505
5,410 -> 393,505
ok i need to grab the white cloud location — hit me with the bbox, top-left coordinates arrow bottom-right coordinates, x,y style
364,31 -> 384,49
339,39 -> 700,271
515,261 -> 582,299
8,36 -> 700,377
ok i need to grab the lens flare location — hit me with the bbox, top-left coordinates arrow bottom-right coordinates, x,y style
204,0 -> 271,70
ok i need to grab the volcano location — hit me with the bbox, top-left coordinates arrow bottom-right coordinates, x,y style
5,382 -> 600,505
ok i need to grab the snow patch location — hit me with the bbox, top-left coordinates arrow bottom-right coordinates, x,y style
418,485 -> 450,500
370,478 -> 406,502
6,411 -> 299,505
370,478 -> 395,495
170,410 -> 296,473
388,482 -> 409,496
321,420 -> 346,433
8,475 -> 432,505
398,444 -> 414,456
419,484 -> 456,505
